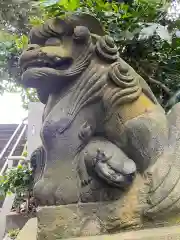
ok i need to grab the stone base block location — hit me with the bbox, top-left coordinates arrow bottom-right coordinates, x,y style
16,218 -> 37,240
16,217 -> 180,240
68,225 -> 180,240
37,176 -> 146,239
5,212 -> 33,233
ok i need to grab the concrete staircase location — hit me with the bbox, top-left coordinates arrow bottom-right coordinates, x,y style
0,123 -> 27,210
0,122 -> 27,240
0,124 -> 26,170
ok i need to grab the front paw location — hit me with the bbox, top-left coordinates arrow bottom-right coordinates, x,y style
94,149 -> 136,188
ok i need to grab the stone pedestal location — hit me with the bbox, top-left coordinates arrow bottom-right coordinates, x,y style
36,176 -> 147,240
16,218 -> 37,240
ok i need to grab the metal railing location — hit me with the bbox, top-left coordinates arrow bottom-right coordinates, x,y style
0,122 -> 27,175
0,118 -> 28,240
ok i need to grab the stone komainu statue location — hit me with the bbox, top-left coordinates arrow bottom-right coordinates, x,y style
21,14 -> 180,230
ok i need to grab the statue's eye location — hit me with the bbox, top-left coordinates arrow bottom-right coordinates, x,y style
73,26 -> 90,43
45,38 -> 61,46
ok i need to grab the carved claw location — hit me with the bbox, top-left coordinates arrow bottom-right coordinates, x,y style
81,177 -> 92,187
93,147 -> 136,188
95,149 -> 111,163
78,139 -> 136,190
79,121 -> 93,142
94,159 -> 136,188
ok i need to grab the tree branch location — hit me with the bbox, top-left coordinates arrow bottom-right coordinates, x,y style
131,59 -> 172,96
146,76 -> 172,96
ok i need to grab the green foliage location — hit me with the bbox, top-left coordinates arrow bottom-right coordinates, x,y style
20,88 -> 40,110
15,35 -> 29,50
0,32 -> 18,92
29,15 -> 45,26
8,228 -> 20,239
22,150 -> 28,158
0,165 -> 33,197
0,0 -> 180,108
35,0 -> 180,107
0,0 -> 40,107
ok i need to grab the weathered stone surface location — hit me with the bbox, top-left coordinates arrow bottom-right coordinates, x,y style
11,220 -> 180,240
19,13 -> 161,207
5,212 -> 31,233
37,175 -> 148,239
144,104 -> 180,218
16,218 -> 37,240
67,225 -> 180,240
19,12 -> 180,237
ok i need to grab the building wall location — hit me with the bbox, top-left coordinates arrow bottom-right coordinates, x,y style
27,102 -> 44,158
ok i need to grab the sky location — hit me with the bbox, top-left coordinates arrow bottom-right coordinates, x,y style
0,93 -> 27,124
167,0 -> 180,20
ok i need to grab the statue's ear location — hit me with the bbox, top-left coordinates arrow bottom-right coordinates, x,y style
67,13 -> 105,36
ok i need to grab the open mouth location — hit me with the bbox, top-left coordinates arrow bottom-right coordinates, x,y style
22,57 -> 73,72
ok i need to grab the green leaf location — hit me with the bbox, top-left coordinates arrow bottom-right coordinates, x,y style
58,0 -> 80,11
15,35 -> 28,50
7,191 -> 12,195
29,16 -> 45,26
17,165 -> 23,169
